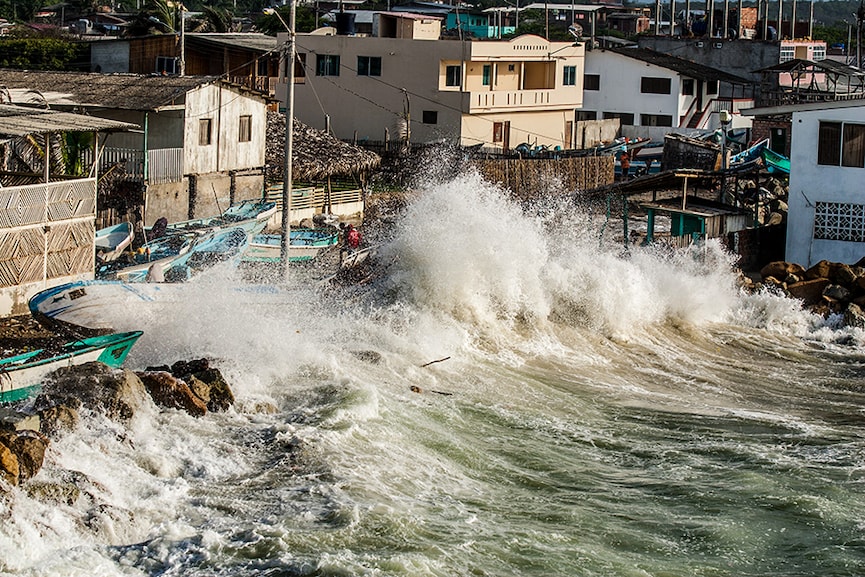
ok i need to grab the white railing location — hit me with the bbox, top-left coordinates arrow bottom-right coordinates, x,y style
147,148 -> 183,184
81,146 -> 184,183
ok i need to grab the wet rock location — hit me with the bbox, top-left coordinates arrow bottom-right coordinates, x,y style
39,363 -> 149,423
0,429 -> 48,486
170,358 -> 210,377
25,480 -> 81,505
352,350 -> 382,364
824,284 -> 851,302
0,407 -> 40,433
761,261 -> 805,281
0,437 -> 19,485
186,369 -> 234,412
37,402 -> 80,438
805,260 -> 833,280
136,371 -> 208,417
787,278 -> 831,305
831,263 -> 859,286
844,303 -> 865,329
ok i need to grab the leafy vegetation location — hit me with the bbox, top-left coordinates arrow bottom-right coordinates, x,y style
0,37 -> 84,70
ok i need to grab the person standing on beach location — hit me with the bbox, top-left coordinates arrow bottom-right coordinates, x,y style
620,150 -> 631,181
347,224 -> 361,250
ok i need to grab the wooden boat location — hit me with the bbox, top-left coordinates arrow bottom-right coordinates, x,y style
762,147 -> 790,175
241,228 -> 340,264
98,231 -> 201,283
147,199 -> 277,237
0,331 -> 143,403
95,221 -> 134,262
729,138 -> 768,166
162,226 -> 254,281
29,280 -> 288,332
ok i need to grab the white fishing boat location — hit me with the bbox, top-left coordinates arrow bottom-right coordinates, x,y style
0,331 -> 143,403
147,199 -> 277,237
241,228 -> 340,264
95,221 -> 134,262
98,231 -> 202,282
29,280 -> 288,332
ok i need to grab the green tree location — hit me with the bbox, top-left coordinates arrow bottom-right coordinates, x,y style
0,37 -> 82,69
253,5 -> 316,35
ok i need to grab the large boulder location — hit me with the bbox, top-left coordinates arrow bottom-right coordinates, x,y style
38,363 -> 149,423
804,260 -> 833,280
787,278 -> 831,305
761,261 -> 805,281
0,429 -> 49,486
136,371 -> 207,417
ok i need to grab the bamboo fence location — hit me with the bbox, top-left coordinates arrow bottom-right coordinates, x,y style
471,156 -> 614,201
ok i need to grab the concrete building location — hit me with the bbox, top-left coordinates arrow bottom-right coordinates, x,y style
1,70 -> 269,226
579,46 -> 753,142
780,99 -> 865,267
283,28 -> 585,151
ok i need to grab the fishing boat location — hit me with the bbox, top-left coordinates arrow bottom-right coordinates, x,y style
147,199 -> 277,237
97,231 -> 201,282
0,331 -> 143,403
95,221 -> 134,262
162,226 -> 254,281
241,228 -> 340,264
29,280 -> 288,332
762,147 -> 790,175
729,138 -> 768,166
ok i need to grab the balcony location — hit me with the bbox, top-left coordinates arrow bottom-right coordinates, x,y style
468,88 -> 580,113
83,147 -> 184,184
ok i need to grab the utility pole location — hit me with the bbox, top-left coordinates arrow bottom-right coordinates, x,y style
858,1 -> 865,69
279,1 -> 297,280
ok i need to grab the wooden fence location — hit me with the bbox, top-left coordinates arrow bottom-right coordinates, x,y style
471,155 -> 614,200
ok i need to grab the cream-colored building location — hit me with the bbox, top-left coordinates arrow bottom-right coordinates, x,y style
280,30 -> 584,151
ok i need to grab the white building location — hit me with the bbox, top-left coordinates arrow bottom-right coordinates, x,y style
783,99 -> 865,267
280,26 -> 584,151
1,70 -> 269,225
580,46 -> 753,141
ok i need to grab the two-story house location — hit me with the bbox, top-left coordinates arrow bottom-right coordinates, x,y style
2,70 -> 269,226
579,46 -> 753,142
282,22 -> 585,151
781,99 -> 865,267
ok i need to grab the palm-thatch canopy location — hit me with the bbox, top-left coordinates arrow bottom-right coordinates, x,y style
266,111 -> 381,183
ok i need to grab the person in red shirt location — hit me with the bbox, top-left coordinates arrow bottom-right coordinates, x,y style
346,224 -> 361,250
620,150 -> 631,181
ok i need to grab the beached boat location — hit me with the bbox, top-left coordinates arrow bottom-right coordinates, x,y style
29,280 -> 288,332
97,231 -> 201,282
241,228 -> 340,264
162,226 -> 254,281
762,147 -> 790,175
147,199 -> 277,237
729,138 -> 768,166
0,331 -> 143,403
95,222 -> 134,262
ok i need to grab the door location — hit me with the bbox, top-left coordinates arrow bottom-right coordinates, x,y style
770,127 -> 787,154
502,121 -> 511,152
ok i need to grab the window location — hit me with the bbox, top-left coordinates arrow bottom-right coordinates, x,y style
706,80 -> 718,95
563,66 -> 577,86
818,121 -> 865,167
155,56 -> 178,75
239,115 -> 252,143
199,119 -> 212,146
575,110 -> 597,121
422,110 -> 438,124
445,65 -> 461,87
257,58 -> 269,77
640,114 -> 673,127
682,78 -> 694,95
815,202 -> 865,241
357,56 -> 382,76
812,46 -> 826,61
482,64 -> 491,86
780,46 -> 795,62
603,111 -> 635,125
316,54 -> 340,76
583,74 -> 600,91
493,121 -> 504,143
640,77 -> 671,94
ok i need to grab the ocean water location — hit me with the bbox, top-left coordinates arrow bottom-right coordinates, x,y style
3,170 -> 865,576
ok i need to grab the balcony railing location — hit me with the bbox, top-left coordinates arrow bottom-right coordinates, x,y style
82,147 -> 184,184
469,89 -> 578,112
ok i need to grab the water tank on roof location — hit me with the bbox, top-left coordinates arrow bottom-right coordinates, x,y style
335,12 -> 356,35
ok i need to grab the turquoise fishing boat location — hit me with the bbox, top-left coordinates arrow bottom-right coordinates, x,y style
761,147 -> 790,175
242,228 -> 340,263
0,331 -> 143,403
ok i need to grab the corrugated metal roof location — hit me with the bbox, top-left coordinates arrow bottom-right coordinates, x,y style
606,46 -> 752,85
186,33 -> 279,54
755,57 -> 865,77
0,69 -> 222,111
0,104 -> 138,143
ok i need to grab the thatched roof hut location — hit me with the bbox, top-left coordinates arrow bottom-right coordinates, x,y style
266,111 -> 380,184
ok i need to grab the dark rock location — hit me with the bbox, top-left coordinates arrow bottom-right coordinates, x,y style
761,261 -> 805,281
0,436 -> 19,485
39,363 -> 148,423
186,368 -> 234,412
170,358 -> 210,378
824,284 -> 851,302
37,402 -> 80,438
788,278 -> 831,305
6,430 -> 48,482
136,371 -> 207,417
805,260 -> 832,280
844,303 -> 865,329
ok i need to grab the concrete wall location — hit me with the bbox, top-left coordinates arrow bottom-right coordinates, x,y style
636,37 -> 778,87
91,41 -> 130,73
786,105 -> 865,267
144,172 -> 264,225
575,119 -> 619,148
